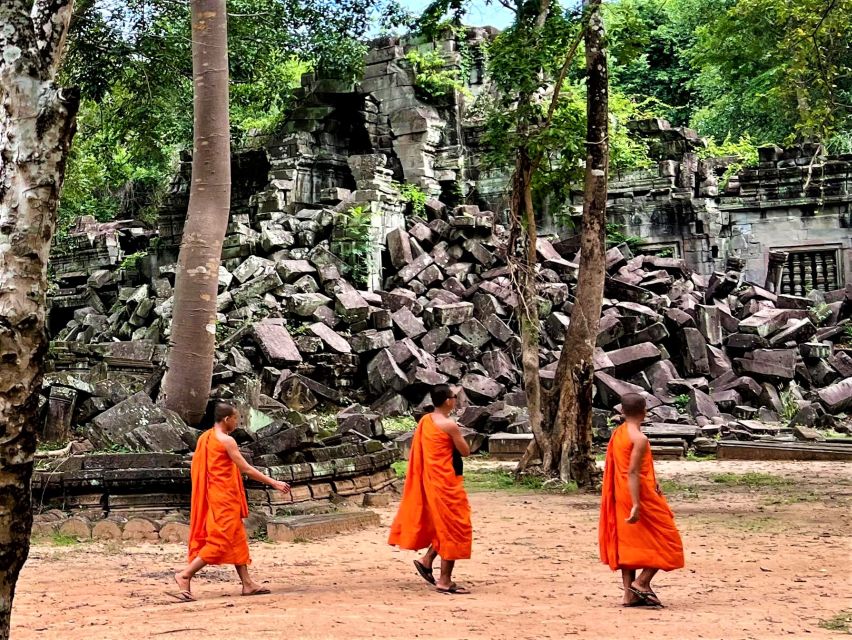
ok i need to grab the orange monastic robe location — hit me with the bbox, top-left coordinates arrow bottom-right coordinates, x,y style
188,429 -> 251,565
599,424 -> 684,572
388,414 -> 472,560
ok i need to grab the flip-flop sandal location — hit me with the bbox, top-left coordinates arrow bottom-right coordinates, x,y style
628,587 -> 663,607
436,584 -> 470,595
242,587 -> 271,596
414,560 -> 436,585
167,590 -> 196,602
622,600 -> 654,608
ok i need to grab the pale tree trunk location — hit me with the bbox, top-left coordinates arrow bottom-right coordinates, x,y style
160,0 -> 231,425
0,1 -> 78,637
554,0 -> 608,487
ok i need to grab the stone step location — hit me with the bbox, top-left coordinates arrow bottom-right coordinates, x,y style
487,432 -> 533,459
267,511 -> 380,542
717,441 -> 852,462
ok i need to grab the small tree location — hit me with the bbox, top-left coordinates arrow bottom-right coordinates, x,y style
0,1 -> 79,636
160,0 -> 232,425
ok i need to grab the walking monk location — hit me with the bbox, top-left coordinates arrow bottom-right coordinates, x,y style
171,402 -> 291,601
599,393 -> 684,607
389,384 -> 472,594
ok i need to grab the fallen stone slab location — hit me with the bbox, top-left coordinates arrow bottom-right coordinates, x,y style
309,322 -> 352,354
735,349 -> 796,381
267,511 -> 380,542
253,321 -> 302,365
487,432 -> 533,459
717,441 -> 852,462
605,342 -> 662,377
817,377 -> 852,413
460,374 -> 505,403
424,302 -> 474,327
737,309 -> 789,337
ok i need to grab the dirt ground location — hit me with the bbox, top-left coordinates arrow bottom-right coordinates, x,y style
12,460 -> 852,640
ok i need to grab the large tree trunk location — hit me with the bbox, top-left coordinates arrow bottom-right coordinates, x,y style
0,2 -> 78,637
160,0 -> 231,425
553,0 -> 608,487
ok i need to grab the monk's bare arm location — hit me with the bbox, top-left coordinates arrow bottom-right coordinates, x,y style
626,435 -> 648,523
221,435 -> 291,493
434,416 -> 470,456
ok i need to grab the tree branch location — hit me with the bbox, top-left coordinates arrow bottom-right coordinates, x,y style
30,0 -> 75,78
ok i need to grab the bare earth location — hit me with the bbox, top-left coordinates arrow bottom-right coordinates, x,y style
12,460 -> 852,640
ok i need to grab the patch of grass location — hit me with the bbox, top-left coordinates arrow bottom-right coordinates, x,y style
466,469 -> 577,494
391,460 -> 407,479
292,536 -> 310,544
383,415 -> 417,434
819,610 -> 852,633
251,529 -> 270,542
686,451 -> 715,461
761,492 -> 820,506
50,533 -> 82,546
710,472 -> 791,487
659,479 -> 700,500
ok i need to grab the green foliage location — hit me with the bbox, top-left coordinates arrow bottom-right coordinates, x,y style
698,134 -> 760,188
405,49 -> 469,101
391,460 -> 407,479
394,182 -> 429,217
230,53 -> 313,141
605,224 -> 643,253
383,415 -> 417,433
119,250 -> 148,271
689,0 -> 852,144
673,394 -> 690,414
58,0 -> 391,229
332,205 -> 375,288
779,384 -> 800,422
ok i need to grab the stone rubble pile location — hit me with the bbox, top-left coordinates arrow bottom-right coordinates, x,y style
46,189 -> 852,458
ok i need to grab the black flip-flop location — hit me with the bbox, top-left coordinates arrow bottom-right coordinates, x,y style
622,600 -> 654,608
414,560 -> 436,585
629,587 -> 663,607
436,583 -> 470,595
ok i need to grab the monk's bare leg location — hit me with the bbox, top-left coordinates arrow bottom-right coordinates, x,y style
621,569 -> 639,605
632,568 -> 661,605
436,558 -> 455,590
419,545 -> 438,570
633,569 -> 659,591
175,557 -> 206,596
235,564 -> 270,595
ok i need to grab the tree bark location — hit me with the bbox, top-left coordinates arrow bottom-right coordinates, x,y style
160,0 -> 231,425
509,145 -> 552,472
0,1 -> 78,637
553,0 -> 608,487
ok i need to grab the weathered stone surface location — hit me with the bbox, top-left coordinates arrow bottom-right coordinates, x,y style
350,329 -> 395,353
688,387 -> 720,418
424,302 -> 474,327
768,318 -> 816,346
735,349 -> 797,381
367,349 -> 409,394
817,377 -> 852,413
738,309 -> 789,337
696,305 -> 722,346
253,321 -> 302,365
605,342 -> 662,377
392,307 -> 427,339
309,322 -> 351,354
386,227 -> 413,269
460,374 -> 505,403
459,318 -> 490,349
681,327 -> 710,376
335,290 -> 370,324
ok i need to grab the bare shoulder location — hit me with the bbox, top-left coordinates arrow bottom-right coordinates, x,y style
431,413 -> 459,433
627,429 -> 649,449
214,430 -> 237,448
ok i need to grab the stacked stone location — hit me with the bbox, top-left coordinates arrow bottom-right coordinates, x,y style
47,193 -> 852,461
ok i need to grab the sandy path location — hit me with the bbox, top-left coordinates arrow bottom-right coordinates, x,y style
12,460 -> 852,640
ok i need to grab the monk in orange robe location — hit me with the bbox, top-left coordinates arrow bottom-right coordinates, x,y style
389,384 -> 472,594
171,402 -> 291,601
599,393 -> 684,607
